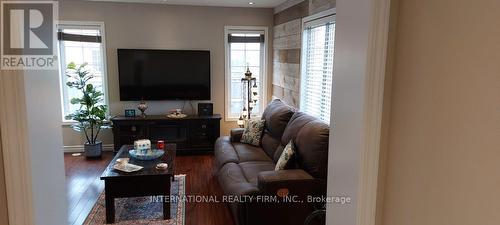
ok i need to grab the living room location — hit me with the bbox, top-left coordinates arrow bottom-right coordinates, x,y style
57,0 -> 336,224
57,1 -> 332,224
4,0 -> 500,225
4,0 -> 337,224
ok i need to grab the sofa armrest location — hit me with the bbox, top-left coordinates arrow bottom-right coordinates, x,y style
257,169 -> 322,197
230,128 -> 245,142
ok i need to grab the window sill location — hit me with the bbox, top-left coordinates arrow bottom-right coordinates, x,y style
62,121 -> 77,127
225,117 -> 239,122
62,119 -> 111,127
225,115 -> 263,122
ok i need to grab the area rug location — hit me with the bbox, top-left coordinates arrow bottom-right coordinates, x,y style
84,174 -> 186,225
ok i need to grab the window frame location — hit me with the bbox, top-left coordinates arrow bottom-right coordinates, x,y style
57,21 -> 109,125
224,26 -> 268,121
299,9 -> 336,124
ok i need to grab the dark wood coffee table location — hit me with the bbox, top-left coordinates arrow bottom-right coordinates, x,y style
100,144 -> 176,224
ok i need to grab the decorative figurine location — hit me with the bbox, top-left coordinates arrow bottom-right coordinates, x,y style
134,139 -> 151,155
137,99 -> 148,118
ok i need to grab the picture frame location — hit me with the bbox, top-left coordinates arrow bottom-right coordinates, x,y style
125,109 -> 136,117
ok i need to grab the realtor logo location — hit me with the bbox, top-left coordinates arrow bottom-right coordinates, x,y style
1,1 -> 58,70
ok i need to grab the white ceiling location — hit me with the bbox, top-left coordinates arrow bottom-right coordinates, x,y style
88,0 -> 288,8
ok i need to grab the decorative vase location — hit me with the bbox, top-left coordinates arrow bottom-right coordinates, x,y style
137,99 -> 148,118
84,141 -> 102,158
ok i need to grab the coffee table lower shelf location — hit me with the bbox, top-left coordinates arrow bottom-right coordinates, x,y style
103,175 -> 172,223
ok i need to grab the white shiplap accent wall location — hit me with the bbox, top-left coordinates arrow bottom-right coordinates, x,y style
274,0 -> 305,13
272,19 -> 302,107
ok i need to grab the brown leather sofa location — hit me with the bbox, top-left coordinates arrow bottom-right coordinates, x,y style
215,99 -> 329,225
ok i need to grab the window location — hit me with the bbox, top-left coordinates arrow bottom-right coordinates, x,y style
300,14 -> 335,124
57,22 -> 108,122
224,27 -> 267,120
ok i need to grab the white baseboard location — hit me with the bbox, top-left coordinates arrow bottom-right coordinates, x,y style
63,144 -> 115,153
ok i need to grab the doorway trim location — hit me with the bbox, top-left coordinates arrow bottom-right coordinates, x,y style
0,71 -> 35,225
326,0 -> 391,224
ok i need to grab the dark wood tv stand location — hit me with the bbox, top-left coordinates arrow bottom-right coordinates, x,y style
111,114 -> 221,154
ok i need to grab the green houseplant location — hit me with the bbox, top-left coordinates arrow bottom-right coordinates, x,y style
65,62 -> 111,158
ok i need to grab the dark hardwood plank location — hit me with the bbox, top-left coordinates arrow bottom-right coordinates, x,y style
65,152 -> 235,225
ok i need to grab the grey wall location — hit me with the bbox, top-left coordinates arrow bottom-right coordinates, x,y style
59,1 -> 275,147
0,131 -> 8,225
272,0 -> 335,108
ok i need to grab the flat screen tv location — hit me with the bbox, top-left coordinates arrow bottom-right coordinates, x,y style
118,49 -> 211,101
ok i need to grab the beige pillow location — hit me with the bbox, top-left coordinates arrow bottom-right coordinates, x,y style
275,140 -> 296,171
240,118 -> 265,146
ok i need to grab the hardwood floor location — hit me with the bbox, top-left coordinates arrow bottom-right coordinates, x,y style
175,155 -> 234,225
64,152 -> 235,225
65,152 -> 114,225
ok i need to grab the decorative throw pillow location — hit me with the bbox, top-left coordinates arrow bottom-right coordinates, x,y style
240,118 -> 265,146
275,140 -> 296,171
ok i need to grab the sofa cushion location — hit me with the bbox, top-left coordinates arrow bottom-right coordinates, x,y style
230,128 -> 245,142
218,163 -> 260,196
281,112 -> 314,145
215,136 -> 239,169
233,142 -> 273,163
214,136 -> 274,170
261,99 -> 296,160
294,120 -> 329,179
282,112 -> 330,179
239,161 -> 276,186
273,112 -> 316,162
261,99 -> 296,138
261,133 -> 281,161
218,162 -> 267,225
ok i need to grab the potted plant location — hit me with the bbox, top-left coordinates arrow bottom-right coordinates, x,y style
65,62 -> 111,158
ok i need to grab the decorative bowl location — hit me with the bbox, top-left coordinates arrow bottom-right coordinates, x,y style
129,149 -> 164,160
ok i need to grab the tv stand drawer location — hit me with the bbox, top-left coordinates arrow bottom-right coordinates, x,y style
111,114 -> 221,154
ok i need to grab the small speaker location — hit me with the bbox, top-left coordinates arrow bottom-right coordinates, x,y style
198,103 -> 213,116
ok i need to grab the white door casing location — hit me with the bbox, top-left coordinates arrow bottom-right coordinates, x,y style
326,0 -> 391,224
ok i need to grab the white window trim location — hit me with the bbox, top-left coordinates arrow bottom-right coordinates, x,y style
299,9 -> 336,123
224,26 -> 268,122
57,21 -> 109,126
302,8 -> 336,27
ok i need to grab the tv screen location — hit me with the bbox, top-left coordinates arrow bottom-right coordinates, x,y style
118,49 -> 211,101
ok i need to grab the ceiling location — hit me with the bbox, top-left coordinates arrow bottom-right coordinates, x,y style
88,0 -> 288,8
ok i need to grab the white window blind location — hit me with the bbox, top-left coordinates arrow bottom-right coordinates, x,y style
57,23 -> 108,122
300,16 -> 335,124
224,27 -> 267,120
